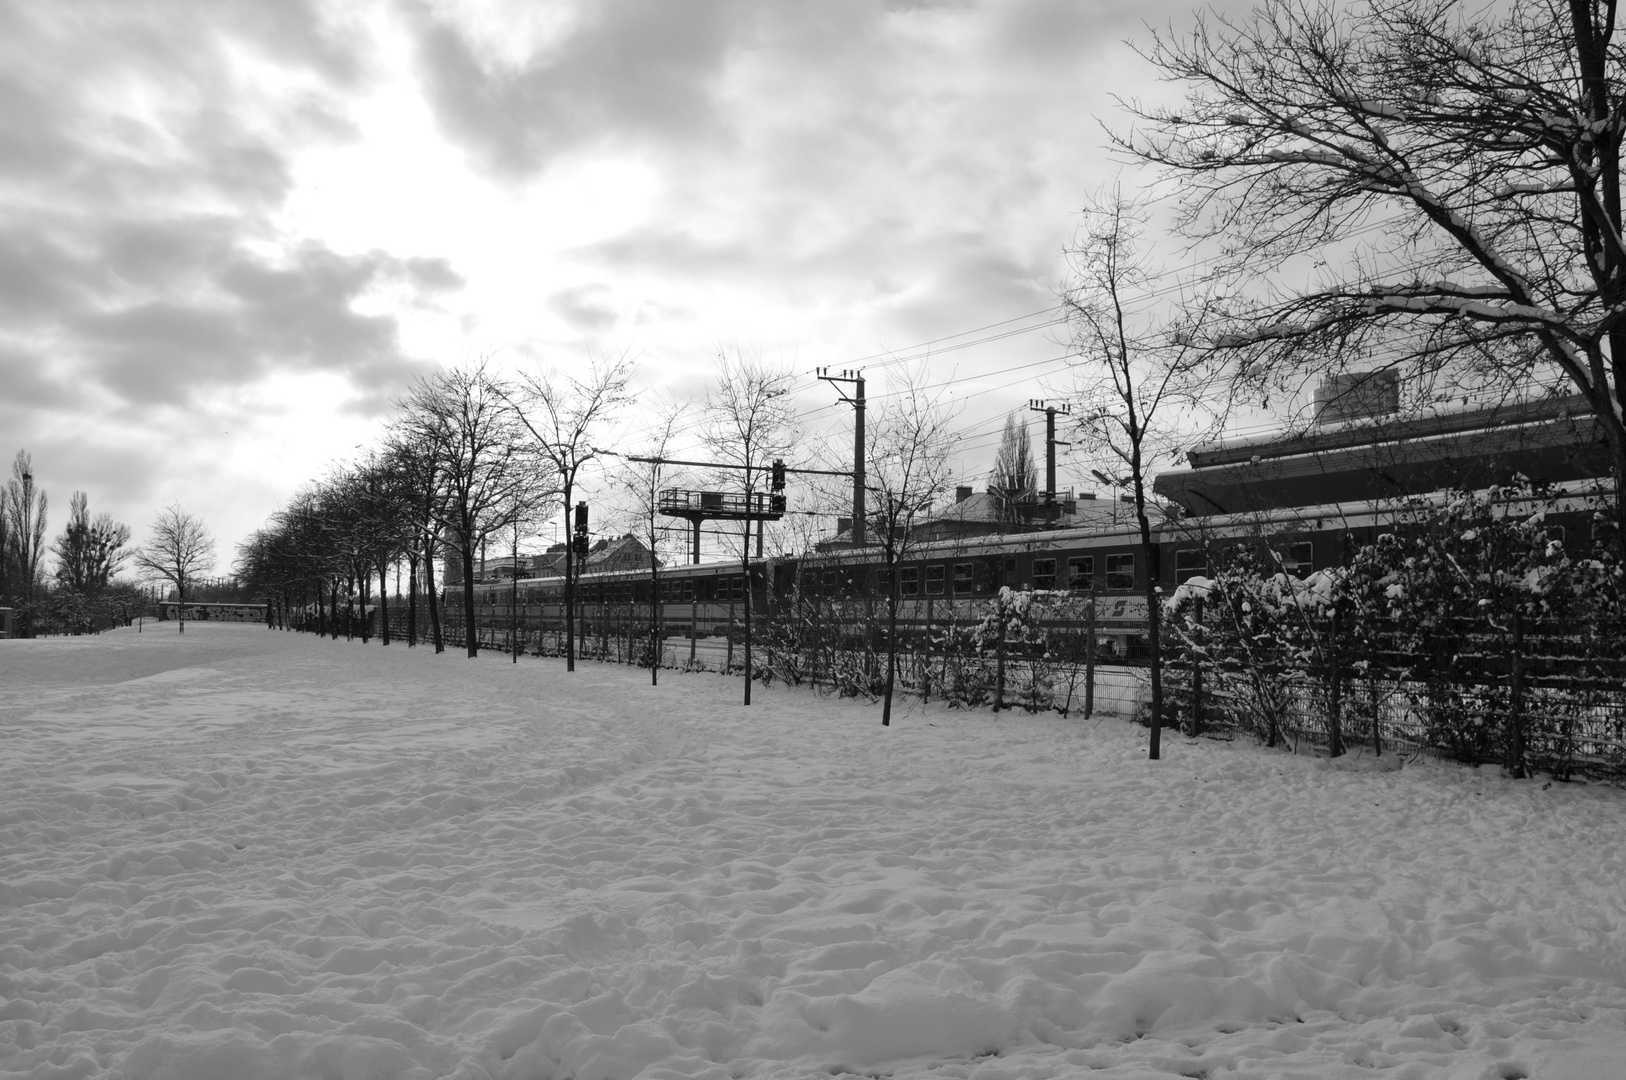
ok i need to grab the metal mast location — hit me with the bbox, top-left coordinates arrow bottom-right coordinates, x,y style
818,368 -> 865,546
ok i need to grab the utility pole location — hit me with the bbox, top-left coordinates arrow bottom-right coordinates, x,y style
817,368 -> 865,546
1028,399 -> 1072,507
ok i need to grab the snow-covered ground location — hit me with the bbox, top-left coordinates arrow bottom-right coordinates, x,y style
3,625 -> 1624,1080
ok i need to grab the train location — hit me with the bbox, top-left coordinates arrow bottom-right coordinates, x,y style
441,478 -> 1615,662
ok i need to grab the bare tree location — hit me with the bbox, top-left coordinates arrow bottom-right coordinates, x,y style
133,504 -> 215,634
864,368 -> 959,726
380,430 -> 450,652
501,351 -> 633,672
4,451 -> 48,637
1122,0 -> 1626,541
53,491 -> 131,596
705,350 -> 797,706
1063,190 -> 1202,760
988,414 -> 1037,526
618,399 -> 691,686
395,361 -> 550,658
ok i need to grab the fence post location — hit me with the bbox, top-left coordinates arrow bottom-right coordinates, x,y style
993,595 -> 1007,713
1328,606 -> 1344,758
922,598 -> 933,704
1084,591 -> 1096,718
1507,609 -> 1526,779
1190,596 -> 1204,737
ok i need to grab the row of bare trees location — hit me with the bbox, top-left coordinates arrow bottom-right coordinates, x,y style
238,355 -> 640,663
1037,0 -> 1626,759
231,0 -> 1626,754
232,349 -> 973,725
2,447 -> 220,636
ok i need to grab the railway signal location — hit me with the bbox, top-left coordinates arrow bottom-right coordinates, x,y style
572,501 -> 589,557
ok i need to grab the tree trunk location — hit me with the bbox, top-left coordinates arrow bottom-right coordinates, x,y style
378,561 -> 391,646
425,534 -> 444,654
564,500 -> 576,672
882,565 -> 899,726
407,556 -> 418,647
1137,506 -> 1163,760
461,539 -> 478,658
650,547 -> 660,686
742,529 -> 753,706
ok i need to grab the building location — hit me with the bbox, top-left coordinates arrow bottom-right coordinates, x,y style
530,534 -> 662,577
1154,382 -> 1613,518
816,486 -> 1135,550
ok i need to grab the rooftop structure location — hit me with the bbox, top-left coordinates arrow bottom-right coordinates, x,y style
1155,387 -> 1612,517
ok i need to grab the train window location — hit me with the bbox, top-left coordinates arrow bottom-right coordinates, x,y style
1278,542 -> 1314,575
973,561 -> 994,595
681,580 -> 695,602
1032,558 -> 1056,590
900,566 -> 919,595
1174,549 -> 1207,584
1067,556 -> 1094,592
731,576 -> 746,601
925,564 -> 946,595
822,569 -> 840,596
1106,554 -> 1135,591
953,562 -> 975,594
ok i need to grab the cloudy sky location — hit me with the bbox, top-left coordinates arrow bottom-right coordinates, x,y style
3,0 -> 1230,567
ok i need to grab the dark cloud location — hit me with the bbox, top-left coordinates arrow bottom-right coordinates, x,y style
62,241 -> 448,410
548,284 -> 619,332
577,229 -> 760,277
0,345 -> 73,411
401,256 -> 465,294
407,0 -> 754,176
0,0 -> 453,425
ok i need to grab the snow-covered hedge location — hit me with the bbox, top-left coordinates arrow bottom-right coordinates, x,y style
1162,481 -> 1626,781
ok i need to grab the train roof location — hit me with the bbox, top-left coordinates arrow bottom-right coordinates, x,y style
445,478 -> 1617,591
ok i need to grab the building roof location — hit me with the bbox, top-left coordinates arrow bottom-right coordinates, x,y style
817,488 -> 1139,549
1154,393 -> 1612,516
528,534 -> 662,577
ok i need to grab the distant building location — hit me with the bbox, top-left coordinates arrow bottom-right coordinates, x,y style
1154,386 -> 1613,517
816,486 -> 1137,549
0,607 -> 15,639
530,534 -> 662,577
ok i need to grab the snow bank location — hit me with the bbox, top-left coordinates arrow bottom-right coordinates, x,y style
2,625 -> 1624,1078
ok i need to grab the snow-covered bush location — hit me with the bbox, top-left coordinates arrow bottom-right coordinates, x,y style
1164,481 -> 1626,780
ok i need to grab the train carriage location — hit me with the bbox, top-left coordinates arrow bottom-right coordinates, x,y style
443,474 -> 1613,669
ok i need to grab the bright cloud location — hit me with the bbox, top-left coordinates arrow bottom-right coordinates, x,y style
4,0 -> 1215,563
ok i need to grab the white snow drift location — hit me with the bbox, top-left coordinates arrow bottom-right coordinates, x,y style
2,624 -> 1624,1079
